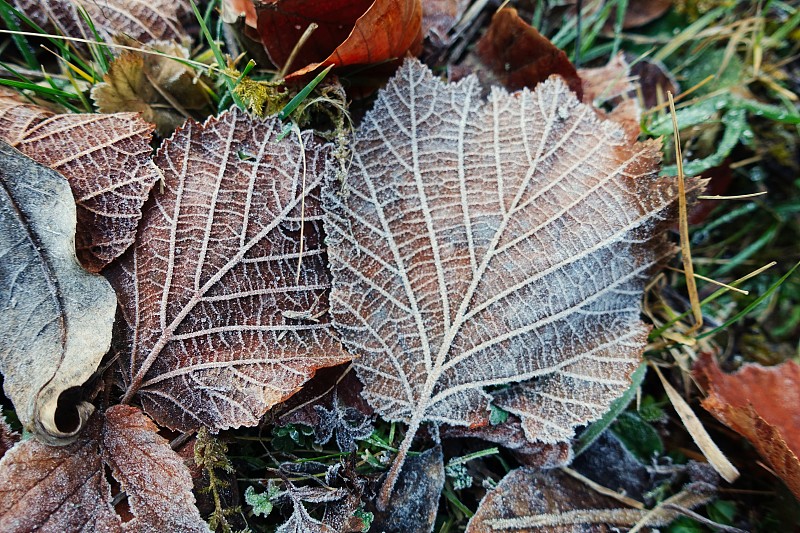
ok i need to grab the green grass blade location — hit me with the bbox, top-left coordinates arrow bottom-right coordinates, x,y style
573,362 -> 647,457
278,65 -> 333,121
697,261 -> 800,340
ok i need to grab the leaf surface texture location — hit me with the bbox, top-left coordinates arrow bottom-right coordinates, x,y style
109,109 -> 350,431
325,59 -> 690,457
0,88 -> 160,271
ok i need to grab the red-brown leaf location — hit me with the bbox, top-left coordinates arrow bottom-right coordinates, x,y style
255,0 -> 423,79
475,7 -> 583,99
0,89 -> 160,272
0,406 -> 207,532
108,109 -> 350,432
694,354 -> 800,500
12,0 -> 189,45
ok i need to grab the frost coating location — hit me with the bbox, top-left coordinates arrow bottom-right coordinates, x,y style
325,57 -> 691,477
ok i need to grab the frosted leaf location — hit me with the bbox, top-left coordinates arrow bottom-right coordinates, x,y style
12,0 -> 189,46
0,406 -> 208,532
466,468 -> 714,532
108,109 -> 350,431
0,88 -> 160,271
324,58 -> 697,500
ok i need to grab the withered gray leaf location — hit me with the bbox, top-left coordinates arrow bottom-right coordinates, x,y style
0,88 -> 160,272
0,405 -> 208,532
12,0 -> 189,46
0,142 -> 117,444
108,109 -> 350,431
324,58 -> 695,499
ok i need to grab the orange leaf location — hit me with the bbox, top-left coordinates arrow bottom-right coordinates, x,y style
255,0 -> 423,79
695,354 -> 800,500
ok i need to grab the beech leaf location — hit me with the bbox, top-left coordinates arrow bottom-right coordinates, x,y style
11,0 -> 189,46
324,58 -> 695,502
108,109 -> 350,431
0,142 -> 117,445
0,405 -> 208,532
0,88 -> 161,272
695,354 -> 800,500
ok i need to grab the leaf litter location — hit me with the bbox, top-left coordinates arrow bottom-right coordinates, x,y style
1,1 -> 794,530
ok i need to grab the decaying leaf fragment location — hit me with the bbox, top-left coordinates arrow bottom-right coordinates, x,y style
466,468 -> 715,532
324,58 -> 695,501
0,142 -> 117,445
12,0 -> 189,46
0,88 -> 160,272
92,42 -> 213,136
695,354 -> 800,500
0,405 -> 208,532
109,109 -> 350,431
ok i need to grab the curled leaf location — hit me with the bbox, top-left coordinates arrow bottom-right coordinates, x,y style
108,109 -> 350,431
255,0 -> 423,79
0,142 -> 117,444
0,88 -> 161,272
0,406 -> 208,532
325,58 -> 695,499
695,354 -> 800,500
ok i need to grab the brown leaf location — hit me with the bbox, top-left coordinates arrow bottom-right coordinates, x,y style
0,88 -> 160,272
617,0 -> 673,29
12,0 -> 189,46
108,109 -> 350,431
325,58 -> 695,502
0,142 -> 117,445
92,42 -> 213,136
466,468 -> 714,532
474,7 -> 583,99
695,354 -> 800,500
0,406 -> 208,532
254,0 -> 423,79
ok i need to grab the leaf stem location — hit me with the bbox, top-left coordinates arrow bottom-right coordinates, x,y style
377,415 -> 422,511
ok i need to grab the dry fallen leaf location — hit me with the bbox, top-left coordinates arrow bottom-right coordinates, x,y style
325,58 -> 695,503
0,88 -> 160,272
12,0 -> 189,46
255,0 -> 423,79
0,142 -> 117,445
0,405 -> 208,532
466,468 -> 714,532
695,354 -> 800,500
92,42 -> 213,136
108,109 -> 350,431
474,7 -> 583,99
